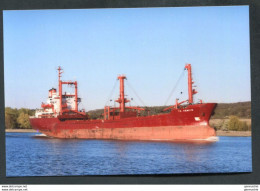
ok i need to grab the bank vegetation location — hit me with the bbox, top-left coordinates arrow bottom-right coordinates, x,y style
5,101 -> 251,131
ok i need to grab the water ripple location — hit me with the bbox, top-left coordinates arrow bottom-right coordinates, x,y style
6,133 -> 252,176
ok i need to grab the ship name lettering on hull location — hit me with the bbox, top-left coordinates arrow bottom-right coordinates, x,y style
178,109 -> 194,112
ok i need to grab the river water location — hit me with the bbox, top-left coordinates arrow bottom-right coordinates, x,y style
5,132 -> 252,176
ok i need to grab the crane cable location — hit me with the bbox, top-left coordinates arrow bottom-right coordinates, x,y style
164,69 -> 185,106
125,80 -> 147,108
105,79 -> 118,106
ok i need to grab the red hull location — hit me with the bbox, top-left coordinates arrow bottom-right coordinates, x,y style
30,103 -> 217,141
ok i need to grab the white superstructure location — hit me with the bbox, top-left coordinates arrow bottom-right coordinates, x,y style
35,88 -> 81,118
34,67 -> 85,119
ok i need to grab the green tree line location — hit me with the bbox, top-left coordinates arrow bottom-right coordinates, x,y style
87,102 -> 251,119
228,116 -> 251,131
211,101 -> 251,119
5,107 -> 35,129
211,116 -> 251,131
5,101 -> 251,129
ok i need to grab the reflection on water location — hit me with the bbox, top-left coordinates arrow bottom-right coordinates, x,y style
6,133 -> 252,176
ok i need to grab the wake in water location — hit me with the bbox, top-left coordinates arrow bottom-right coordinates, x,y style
33,134 -> 52,139
191,136 -> 219,142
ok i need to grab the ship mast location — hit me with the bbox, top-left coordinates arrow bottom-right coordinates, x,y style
75,82 -> 78,111
104,75 -> 145,120
58,66 -> 63,114
163,64 -> 199,111
115,75 -> 130,112
57,66 -> 79,115
185,64 -> 197,104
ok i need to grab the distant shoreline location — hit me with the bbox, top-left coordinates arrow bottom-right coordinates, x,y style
5,129 -> 37,133
216,130 -> 251,137
5,129 -> 251,136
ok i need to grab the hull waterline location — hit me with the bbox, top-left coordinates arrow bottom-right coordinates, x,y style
30,103 -> 217,141
29,64 -> 218,141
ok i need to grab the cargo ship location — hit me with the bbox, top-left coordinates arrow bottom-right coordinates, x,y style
29,64 -> 217,141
